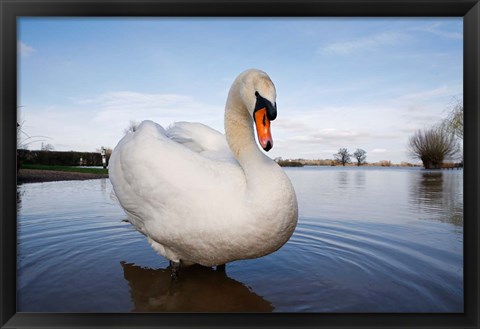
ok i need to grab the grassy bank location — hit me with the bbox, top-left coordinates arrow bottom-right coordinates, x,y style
22,164 -> 108,175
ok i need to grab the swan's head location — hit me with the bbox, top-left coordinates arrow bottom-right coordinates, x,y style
237,69 -> 277,152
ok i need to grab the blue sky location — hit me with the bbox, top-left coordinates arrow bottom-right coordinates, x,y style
18,18 -> 462,163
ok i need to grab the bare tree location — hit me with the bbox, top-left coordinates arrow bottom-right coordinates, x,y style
408,126 -> 459,169
353,149 -> 367,166
124,120 -> 139,135
17,118 -> 50,150
441,98 -> 463,140
334,148 -> 351,166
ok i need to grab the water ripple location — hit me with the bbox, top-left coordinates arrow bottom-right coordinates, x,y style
16,170 -> 463,312
279,216 -> 463,312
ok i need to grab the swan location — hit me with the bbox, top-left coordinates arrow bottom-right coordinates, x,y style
109,69 -> 298,270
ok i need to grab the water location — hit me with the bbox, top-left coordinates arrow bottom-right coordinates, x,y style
16,166 -> 463,312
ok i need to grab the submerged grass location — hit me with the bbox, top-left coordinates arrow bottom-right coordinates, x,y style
22,164 -> 108,175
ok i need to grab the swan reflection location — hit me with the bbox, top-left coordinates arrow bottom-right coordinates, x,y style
121,262 -> 274,312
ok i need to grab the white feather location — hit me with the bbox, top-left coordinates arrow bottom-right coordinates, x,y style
165,122 -> 237,163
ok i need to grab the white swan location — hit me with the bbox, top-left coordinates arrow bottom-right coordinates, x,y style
109,69 -> 298,268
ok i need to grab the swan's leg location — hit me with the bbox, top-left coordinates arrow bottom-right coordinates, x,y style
170,260 -> 181,280
216,264 -> 226,272
170,260 -> 180,278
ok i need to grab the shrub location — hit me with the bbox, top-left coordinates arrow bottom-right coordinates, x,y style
408,126 -> 459,169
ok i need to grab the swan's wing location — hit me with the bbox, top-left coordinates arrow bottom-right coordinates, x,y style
108,120 -> 245,237
165,122 -> 236,163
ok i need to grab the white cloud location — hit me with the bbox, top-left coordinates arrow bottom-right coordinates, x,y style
18,41 -> 35,57
398,86 -> 457,102
283,128 -> 398,148
21,91 -> 225,152
274,118 -> 312,132
320,22 -> 461,57
416,22 -> 462,40
371,148 -> 386,153
321,31 -> 408,55
86,91 -> 223,134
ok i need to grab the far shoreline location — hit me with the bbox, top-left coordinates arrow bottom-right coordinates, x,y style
17,169 -> 109,184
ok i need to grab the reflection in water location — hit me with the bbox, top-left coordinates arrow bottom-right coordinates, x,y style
418,171 -> 444,198
409,171 -> 463,226
354,170 -> 366,189
336,171 -> 349,189
100,177 -> 107,193
17,186 -> 24,209
121,262 -> 274,312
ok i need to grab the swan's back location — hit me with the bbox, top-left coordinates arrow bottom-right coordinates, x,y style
166,122 -> 236,163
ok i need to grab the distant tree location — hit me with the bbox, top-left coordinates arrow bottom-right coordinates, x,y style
353,149 -> 367,166
334,148 -> 351,166
41,143 -> 54,151
124,120 -> 139,135
408,126 -> 459,169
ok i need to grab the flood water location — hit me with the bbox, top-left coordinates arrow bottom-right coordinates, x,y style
17,166 -> 463,312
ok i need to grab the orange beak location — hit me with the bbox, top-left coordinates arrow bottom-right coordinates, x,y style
254,107 -> 273,152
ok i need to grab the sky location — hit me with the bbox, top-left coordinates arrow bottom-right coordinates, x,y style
18,17 -> 463,163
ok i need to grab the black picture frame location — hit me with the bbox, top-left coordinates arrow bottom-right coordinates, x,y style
1,0 -> 479,328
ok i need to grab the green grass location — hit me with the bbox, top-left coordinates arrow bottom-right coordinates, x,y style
22,164 -> 108,175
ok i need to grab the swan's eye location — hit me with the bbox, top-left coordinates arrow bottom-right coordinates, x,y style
254,91 -> 277,121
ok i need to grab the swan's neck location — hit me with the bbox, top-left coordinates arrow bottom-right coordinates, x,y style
223,79 -> 298,251
224,90 -> 270,170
